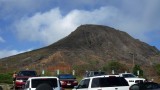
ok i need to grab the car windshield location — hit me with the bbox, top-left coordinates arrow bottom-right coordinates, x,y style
31,78 -> 58,88
18,71 -> 37,76
122,74 -> 136,78
59,74 -> 75,79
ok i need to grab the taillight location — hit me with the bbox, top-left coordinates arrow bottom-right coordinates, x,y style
73,81 -> 78,83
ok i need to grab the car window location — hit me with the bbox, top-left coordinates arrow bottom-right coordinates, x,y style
91,78 -> 100,87
122,74 -> 136,78
77,79 -> 90,89
18,71 -> 37,76
91,77 -> 129,88
86,71 -> 106,77
31,78 -> 58,88
94,72 -> 105,76
58,74 -> 75,79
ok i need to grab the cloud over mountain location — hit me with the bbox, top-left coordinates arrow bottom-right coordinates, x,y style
0,49 -> 31,58
14,2 -> 160,46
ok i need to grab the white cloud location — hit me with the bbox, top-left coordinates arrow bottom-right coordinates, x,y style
14,0 -> 160,46
0,49 -> 32,59
14,7 -> 123,45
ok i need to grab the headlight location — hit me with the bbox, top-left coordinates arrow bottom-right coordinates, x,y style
16,79 -> 23,82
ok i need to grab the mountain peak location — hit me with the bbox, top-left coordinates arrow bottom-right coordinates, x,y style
0,24 -> 159,79
51,24 -> 135,50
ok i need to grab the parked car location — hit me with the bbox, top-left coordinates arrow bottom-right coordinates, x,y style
15,70 -> 37,89
24,77 -> 62,90
85,71 -> 106,77
73,75 -> 129,90
119,73 -> 146,86
130,82 -> 160,90
58,74 -> 78,88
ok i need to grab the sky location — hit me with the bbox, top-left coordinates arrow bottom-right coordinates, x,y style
0,0 -> 160,59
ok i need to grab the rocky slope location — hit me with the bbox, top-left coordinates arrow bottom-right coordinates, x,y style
0,24 -> 160,78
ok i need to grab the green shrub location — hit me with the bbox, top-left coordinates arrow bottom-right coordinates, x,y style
132,64 -> 143,77
0,72 -> 13,84
102,61 -> 128,74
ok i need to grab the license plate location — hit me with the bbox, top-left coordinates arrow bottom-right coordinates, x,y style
67,83 -> 71,85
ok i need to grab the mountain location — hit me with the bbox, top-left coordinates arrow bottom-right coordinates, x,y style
0,24 -> 160,79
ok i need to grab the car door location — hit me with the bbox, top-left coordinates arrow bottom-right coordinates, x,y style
75,79 -> 90,90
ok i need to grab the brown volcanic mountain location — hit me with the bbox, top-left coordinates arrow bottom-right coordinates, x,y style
0,24 -> 160,78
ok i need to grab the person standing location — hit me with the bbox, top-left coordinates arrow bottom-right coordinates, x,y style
12,71 -> 17,87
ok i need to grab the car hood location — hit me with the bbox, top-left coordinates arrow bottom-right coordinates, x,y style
16,76 -> 36,79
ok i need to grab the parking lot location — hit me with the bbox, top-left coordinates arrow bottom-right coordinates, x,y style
0,71 -> 160,90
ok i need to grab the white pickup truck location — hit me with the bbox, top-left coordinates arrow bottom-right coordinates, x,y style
119,73 -> 146,86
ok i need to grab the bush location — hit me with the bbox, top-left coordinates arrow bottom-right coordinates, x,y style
0,72 -> 13,84
132,64 -> 143,77
102,61 -> 128,74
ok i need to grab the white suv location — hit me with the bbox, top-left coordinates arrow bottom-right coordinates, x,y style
119,73 -> 146,86
24,77 -> 62,90
73,75 -> 129,90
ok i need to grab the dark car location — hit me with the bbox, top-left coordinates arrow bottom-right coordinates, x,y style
85,71 -> 106,77
130,82 -> 160,90
58,74 -> 78,88
15,70 -> 37,89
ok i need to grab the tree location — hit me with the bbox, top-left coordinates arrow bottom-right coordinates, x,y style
132,64 -> 143,77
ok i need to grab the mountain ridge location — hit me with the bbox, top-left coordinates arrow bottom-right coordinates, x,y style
0,24 -> 160,80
